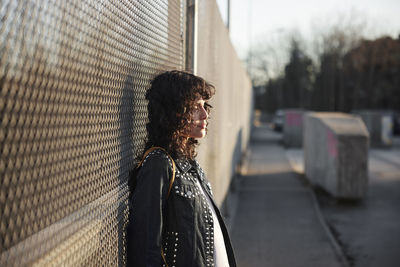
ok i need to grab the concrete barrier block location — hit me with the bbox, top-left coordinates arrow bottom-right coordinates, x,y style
304,112 -> 369,199
283,109 -> 304,147
353,110 -> 393,148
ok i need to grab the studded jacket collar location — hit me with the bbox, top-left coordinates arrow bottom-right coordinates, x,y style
127,149 -> 237,267
175,158 -> 214,196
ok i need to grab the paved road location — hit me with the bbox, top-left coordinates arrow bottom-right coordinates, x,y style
230,126 -> 344,267
315,146 -> 400,267
286,135 -> 400,267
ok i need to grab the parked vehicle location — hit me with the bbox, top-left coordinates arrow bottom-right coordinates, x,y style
273,110 -> 284,132
393,111 -> 400,135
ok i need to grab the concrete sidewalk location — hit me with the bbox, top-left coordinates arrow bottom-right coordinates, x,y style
230,125 -> 346,267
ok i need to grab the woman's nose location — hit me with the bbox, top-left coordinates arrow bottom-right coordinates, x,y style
200,106 -> 208,120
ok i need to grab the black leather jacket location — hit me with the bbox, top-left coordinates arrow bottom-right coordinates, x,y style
126,149 -> 237,267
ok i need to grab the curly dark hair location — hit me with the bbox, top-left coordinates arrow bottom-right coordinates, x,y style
143,70 -> 215,160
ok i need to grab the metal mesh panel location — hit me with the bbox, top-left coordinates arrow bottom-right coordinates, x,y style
195,0 -> 252,206
0,0 -> 184,266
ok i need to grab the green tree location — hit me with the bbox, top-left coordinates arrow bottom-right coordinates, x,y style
282,39 -> 314,109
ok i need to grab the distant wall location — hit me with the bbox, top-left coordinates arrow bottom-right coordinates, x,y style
283,109 -> 304,148
195,0 -> 252,206
354,111 -> 393,147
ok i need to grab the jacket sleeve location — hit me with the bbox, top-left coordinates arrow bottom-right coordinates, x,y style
127,153 -> 172,267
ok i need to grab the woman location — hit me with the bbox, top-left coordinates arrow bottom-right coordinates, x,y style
127,71 -> 236,267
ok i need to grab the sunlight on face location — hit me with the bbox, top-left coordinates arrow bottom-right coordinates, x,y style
183,98 -> 209,139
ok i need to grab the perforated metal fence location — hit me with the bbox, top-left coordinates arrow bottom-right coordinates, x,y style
0,0 -> 184,266
195,0 -> 252,206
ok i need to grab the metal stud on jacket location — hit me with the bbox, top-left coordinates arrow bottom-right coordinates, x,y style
126,149 -> 237,267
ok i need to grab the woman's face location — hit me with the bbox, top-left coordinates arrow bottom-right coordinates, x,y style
183,98 -> 209,139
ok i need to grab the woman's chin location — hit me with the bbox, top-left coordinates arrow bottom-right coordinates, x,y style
194,130 -> 206,139
184,128 -> 207,139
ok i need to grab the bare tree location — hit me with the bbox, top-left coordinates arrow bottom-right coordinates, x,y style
245,29 -> 291,87
310,10 -> 367,111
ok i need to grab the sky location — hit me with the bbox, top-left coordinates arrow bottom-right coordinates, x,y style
216,0 -> 400,59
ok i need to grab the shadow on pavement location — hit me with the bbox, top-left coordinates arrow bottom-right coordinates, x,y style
230,125 -> 344,267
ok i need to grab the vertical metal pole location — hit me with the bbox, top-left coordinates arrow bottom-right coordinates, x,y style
193,0 -> 198,74
227,0 -> 230,31
247,0 -> 252,80
185,0 -> 197,74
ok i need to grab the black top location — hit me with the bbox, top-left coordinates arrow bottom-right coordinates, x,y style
126,148 -> 236,267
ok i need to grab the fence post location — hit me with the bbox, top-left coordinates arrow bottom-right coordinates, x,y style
185,0 -> 197,73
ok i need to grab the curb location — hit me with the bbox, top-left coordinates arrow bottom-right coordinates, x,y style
285,148 -> 350,267
309,189 -> 351,267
